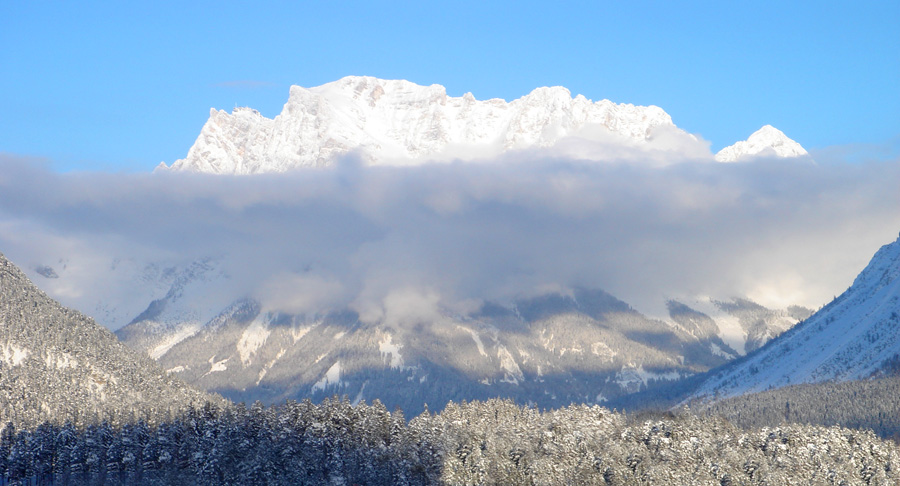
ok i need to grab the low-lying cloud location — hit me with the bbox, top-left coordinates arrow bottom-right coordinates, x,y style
1,150 -> 898,330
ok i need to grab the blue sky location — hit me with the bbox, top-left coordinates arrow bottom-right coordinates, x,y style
1,1 -> 898,172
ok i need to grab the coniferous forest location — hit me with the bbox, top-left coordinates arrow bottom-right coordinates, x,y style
2,397 -> 899,485
697,375 -> 900,440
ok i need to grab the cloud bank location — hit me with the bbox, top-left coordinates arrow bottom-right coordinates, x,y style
0,150 -> 898,329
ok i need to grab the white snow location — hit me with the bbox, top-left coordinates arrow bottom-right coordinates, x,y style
590,341 -> 617,361
333,331 -> 346,340
0,342 -> 28,366
559,347 -> 584,356
45,351 -> 77,370
378,333 -> 404,369
497,345 -> 524,384
291,323 -> 316,343
312,361 -> 343,392
615,364 -> 681,390
539,329 -> 555,352
709,342 -> 731,358
693,234 -> 900,400
458,325 -> 488,356
149,321 -> 204,360
202,356 -> 229,376
351,382 -> 367,406
165,76 -> 677,174
237,314 -> 271,367
255,349 -> 286,386
715,125 -> 808,162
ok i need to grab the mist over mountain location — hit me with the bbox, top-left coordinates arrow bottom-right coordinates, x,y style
114,282 -> 809,415
7,78 -> 890,330
3,152 -> 897,334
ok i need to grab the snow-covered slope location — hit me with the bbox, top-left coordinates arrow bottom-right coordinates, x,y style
121,289 -> 724,413
162,76 -> 677,173
715,125 -> 808,162
0,251 -> 219,429
666,297 -> 810,356
113,258 -> 233,360
115,283 -> 802,415
693,232 -> 900,400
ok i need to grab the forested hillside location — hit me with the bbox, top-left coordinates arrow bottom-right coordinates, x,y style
0,252 -> 221,430
696,375 -> 900,440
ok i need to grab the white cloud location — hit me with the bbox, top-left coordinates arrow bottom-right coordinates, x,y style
256,272 -> 346,315
0,149 -> 898,329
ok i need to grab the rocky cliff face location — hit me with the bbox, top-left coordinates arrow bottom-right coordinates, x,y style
163,77 -> 809,173
162,76 -> 678,173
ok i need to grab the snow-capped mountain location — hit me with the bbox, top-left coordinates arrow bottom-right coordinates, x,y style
117,289 -> 726,415
161,76 -> 679,173
0,251 -> 218,429
16,246 -> 807,416
692,232 -> 900,400
161,77 -> 810,173
666,297 -> 810,355
714,125 -> 808,162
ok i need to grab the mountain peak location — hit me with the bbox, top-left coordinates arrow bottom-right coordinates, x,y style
715,125 -> 808,162
165,77 -> 677,174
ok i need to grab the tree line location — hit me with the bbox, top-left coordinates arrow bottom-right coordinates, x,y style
2,397 -> 898,485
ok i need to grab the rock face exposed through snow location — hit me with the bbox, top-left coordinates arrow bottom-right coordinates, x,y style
714,125 -> 808,162
117,288 -> 728,416
114,267 -> 804,416
163,76 -> 676,174
692,232 -> 900,400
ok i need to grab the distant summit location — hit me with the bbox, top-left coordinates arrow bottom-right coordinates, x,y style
160,76 -> 678,174
715,125 -> 808,162
160,76 -> 808,173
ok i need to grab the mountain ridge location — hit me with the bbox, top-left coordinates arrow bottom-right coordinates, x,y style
114,268 -> 805,415
160,76 -> 806,174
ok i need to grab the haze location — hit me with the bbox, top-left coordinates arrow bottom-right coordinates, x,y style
1,149 -> 897,329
